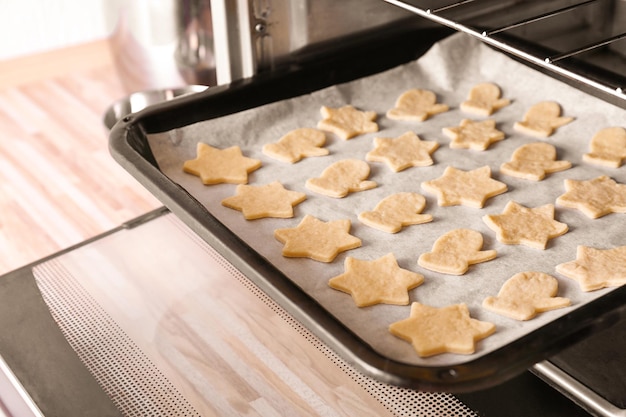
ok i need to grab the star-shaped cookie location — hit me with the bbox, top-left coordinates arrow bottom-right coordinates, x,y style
317,105 -> 378,140
556,245 -> 626,292
483,271 -> 570,320
221,181 -> 306,219
556,175 -> 626,218
500,142 -> 571,181
443,119 -> 505,151
418,229 -> 496,275
460,82 -> 510,116
583,127 -> 626,168
328,253 -> 424,307
514,101 -> 574,138
183,143 -> 262,184
262,128 -> 329,163
483,201 -> 568,249
358,192 -> 433,233
274,215 -> 361,262
365,132 -> 439,172
386,89 -> 449,122
389,302 -> 496,357
421,166 -> 507,208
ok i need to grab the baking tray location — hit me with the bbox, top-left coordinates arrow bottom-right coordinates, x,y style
109,29 -> 626,392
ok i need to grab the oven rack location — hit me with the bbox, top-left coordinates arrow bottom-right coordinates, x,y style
385,0 -> 626,107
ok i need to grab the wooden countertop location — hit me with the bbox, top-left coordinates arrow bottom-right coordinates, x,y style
0,39 -> 162,275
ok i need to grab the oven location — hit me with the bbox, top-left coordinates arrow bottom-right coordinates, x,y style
1,1 -> 625,416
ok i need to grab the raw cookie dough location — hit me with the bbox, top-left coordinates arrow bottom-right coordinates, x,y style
366,131 -> 439,172
183,143 -> 261,184
386,89 -> 449,122
483,271 -> 570,320
418,229 -> 496,275
358,192 -> 433,233
389,302 -> 496,357
221,181 -> 307,219
274,215 -> 361,262
262,128 -> 329,163
500,142 -> 571,181
421,166 -> 508,208
483,201 -> 568,250
556,175 -> 626,219
513,101 -> 574,137
460,82 -> 510,116
583,127 -> 626,168
328,253 -> 424,307
556,245 -> 626,291
306,159 -> 377,198
317,105 -> 378,139
443,119 -> 505,150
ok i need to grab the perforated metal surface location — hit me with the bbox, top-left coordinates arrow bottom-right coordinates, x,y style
35,259 -> 200,417
33,215 -> 477,417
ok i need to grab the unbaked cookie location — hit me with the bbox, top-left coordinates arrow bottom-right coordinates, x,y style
418,229 -> 496,275
513,101 -> 574,137
483,271 -> 570,320
306,159 -> 377,198
443,119 -> 505,151
500,142 -> 571,181
274,215 -> 361,262
183,143 -> 261,184
556,245 -> 626,291
221,181 -> 306,219
460,82 -> 510,116
317,105 -> 378,139
556,175 -> 626,218
389,302 -> 496,357
262,128 -> 329,163
386,89 -> 449,122
583,127 -> 626,168
421,166 -> 507,208
483,201 -> 568,249
329,253 -> 424,307
358,192 -> 433,233
366,132 -> 439,172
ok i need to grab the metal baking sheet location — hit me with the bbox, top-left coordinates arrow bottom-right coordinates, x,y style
110,32 -> 626,391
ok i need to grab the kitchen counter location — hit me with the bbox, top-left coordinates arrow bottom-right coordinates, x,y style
0,39 -> 161,275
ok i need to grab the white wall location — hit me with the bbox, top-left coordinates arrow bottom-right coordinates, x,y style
0,0 -> 114,60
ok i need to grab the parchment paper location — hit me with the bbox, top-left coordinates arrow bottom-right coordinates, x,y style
147,33 -> 626,367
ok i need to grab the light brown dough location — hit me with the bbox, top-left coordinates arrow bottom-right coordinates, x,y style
306,159 -> 377,198
221,181 -> 306,219
386,89 -> 449,122
483,201 -> 568,250
183,143 -> 261,184
513,101 -> 574,137
274,215 -> 361,262
443,119 -> 505,151
317,105 -> 378,139
421,165 -> 507,208
365,131 -> 439,172
460,82 -> 510,116
329,253 -> 424,307
500,142 -> 571,181
418,229 -> 496,275
583,127 -> 626,168
483,271 -> 570,320
358,192 -> 433,233
389,302 -> 496,357
262,128 -> 329,163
